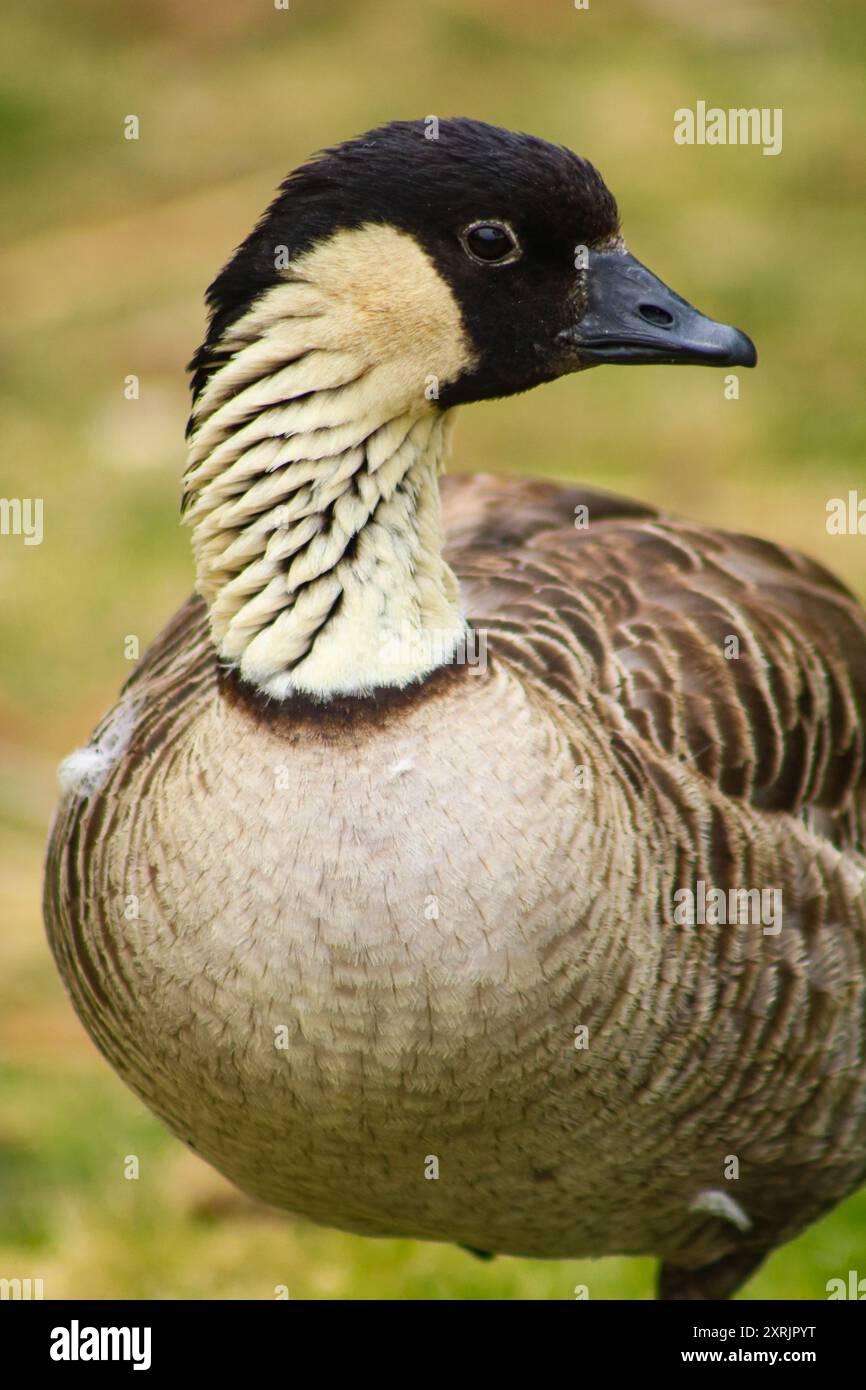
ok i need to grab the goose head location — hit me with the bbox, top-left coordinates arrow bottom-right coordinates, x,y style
184,119 -> 756,701
191,116 -> 756,420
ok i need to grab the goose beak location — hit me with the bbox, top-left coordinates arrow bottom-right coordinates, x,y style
560,250 -> 757,369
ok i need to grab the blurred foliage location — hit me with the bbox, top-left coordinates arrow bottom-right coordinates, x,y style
1,0 -> 864,1299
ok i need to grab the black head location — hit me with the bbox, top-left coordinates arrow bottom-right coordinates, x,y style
193,118 -> 755,408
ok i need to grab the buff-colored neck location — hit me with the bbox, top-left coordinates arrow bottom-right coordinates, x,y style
182,224 -> 476,701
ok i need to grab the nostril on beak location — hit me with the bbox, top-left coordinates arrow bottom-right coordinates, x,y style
638,303 -> 675,328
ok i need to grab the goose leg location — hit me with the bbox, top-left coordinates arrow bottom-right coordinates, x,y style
657,1249 -> 768,1300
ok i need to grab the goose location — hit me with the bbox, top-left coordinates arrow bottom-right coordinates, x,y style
45,118 -> 866,1301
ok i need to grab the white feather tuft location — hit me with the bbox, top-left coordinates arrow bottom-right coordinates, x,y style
689,1189 -> 752,1232
58,699 -> 140,799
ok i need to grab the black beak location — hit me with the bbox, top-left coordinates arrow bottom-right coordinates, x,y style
560,250 -> 757,369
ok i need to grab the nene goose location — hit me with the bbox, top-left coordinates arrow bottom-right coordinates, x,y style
45,119 -> 866,1300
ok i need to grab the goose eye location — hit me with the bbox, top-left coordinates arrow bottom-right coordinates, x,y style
463,222 -> 519,264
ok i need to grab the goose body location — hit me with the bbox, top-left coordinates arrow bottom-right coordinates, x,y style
45,120 -> 866,1298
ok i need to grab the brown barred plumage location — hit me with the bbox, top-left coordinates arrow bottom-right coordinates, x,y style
46,475 -> 866,1298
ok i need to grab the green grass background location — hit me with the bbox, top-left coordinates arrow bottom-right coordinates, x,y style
1,0 -> 864,1299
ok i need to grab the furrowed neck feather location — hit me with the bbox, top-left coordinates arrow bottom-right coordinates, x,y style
183,224 -> 476,701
